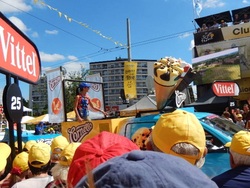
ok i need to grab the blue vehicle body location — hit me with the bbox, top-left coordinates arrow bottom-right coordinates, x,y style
118,107 -> 243,178
1,128 -> 61,145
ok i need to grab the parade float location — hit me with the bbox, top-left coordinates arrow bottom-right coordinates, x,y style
60,56 -> 195,143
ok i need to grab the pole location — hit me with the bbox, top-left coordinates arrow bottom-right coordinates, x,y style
127,18 -> 132,62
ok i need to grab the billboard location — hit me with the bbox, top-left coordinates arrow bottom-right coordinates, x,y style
0,12 -> 41,84
192,48 -> 241,85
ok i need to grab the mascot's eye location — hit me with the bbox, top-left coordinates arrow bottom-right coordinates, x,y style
142,133 -> 145,136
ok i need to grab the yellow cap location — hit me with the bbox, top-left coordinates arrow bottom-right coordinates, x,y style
236,114 -> 243,118
152,109 -> 205,165
59,142 -> 81,166
28,142 -> 51,168
24,140 -> 37,152
51,135 -> 69,154
0,143 -> 11,172
15,141 -> 25,149
12,151 -> 29,174
230,131 -> 250,155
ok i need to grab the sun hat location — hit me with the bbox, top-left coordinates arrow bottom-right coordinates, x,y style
67,131 -> 139,187
236,114 -> 243,118
23,140 -> 37,152
28,142 -> 51,168
51,135 -> 69,154
76,150 -> 218,188
59,142 -> 81,166
79,82 -> 91,89
14,141 -> 25,150
151,109 -> 206,165
0,142 -> 11,172
229,130 -> 250,155
12,151 -> 29,175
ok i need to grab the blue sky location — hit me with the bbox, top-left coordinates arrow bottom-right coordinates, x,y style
0,0 -> 249,101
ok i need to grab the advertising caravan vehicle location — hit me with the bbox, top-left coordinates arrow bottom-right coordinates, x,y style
59,57 -> 244,178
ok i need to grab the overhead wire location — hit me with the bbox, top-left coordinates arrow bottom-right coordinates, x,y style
0,0 -> 195,70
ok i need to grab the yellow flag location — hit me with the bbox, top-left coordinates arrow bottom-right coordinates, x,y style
124,61 -> 137,99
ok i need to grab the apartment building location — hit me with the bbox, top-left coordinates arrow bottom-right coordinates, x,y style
29,75 -> 48,115
89,58 -> 156,110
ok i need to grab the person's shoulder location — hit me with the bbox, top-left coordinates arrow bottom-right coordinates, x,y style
12,176 -> 54,188
212,166 -> 250,183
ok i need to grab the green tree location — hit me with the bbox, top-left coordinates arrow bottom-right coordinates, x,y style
64,67 -> 90,113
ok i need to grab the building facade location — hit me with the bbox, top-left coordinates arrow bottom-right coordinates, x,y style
89,58 -> 156,110
29,75 -> 48,116
192,6 -> 250,112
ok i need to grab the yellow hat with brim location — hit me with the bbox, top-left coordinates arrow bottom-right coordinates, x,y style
28,142 -> 51,168
230,131 -> 250,155
51,135 -> 69,154
59,142 -> 81,166
0,143 -> 11,172
24,140 -> 37,152
152,109 -> 206,165
12,151 -> 29,174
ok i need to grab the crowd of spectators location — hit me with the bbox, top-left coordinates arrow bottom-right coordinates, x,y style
222,103 -> 250,129
197,13 -> 250,33
0,107 -> 250,187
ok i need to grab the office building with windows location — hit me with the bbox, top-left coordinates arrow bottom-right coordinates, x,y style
89,58 -> 156,110
29,75 -> 48,116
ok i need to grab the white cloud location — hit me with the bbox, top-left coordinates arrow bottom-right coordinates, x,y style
39,52 -> 65,62
62,62 -> 87,74
8,16 -> 29,35
0,0 -> 32,14
179,32 -> 192,39
243,0 -> 250,4
31,31 -> 39,38
203,0 -> 225,8
189,39 -> 195,50
67,55 -> 78,61
45,30 -> 58,35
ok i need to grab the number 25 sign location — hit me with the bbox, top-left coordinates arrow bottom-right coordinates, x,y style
3,83 -> 23,123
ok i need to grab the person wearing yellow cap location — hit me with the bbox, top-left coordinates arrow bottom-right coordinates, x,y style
14,141 -> 25,154
11,142 -> 53,188
1,151 -> 30,187
145,109 -> 207,168
235,113 -> 245,128
212,130 -> 250,187
23,140 -> 37,153
45,142 -> 81,188
0,142 -> 11,186
49,135 -> 69,176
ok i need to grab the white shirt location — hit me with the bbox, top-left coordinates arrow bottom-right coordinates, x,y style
11,176 -> 53,188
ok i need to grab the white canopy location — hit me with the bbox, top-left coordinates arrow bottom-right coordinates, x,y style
120,95 -> 157,117
23,106 -> 32,112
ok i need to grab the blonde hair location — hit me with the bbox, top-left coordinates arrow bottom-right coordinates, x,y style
51,163 -> 69,182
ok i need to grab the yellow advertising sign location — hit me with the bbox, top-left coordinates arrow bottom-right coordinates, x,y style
221,22 -> 250,40
234,78 -> 250,100
61,117 -> 131,143
124,61 -> 137,99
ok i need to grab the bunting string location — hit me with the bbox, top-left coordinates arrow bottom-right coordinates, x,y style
33,0 -> 125,47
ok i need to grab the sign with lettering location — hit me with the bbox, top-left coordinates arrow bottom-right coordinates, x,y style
3,83 -> 23,123
0,12 -> 41,84
212,81 -> 240,97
